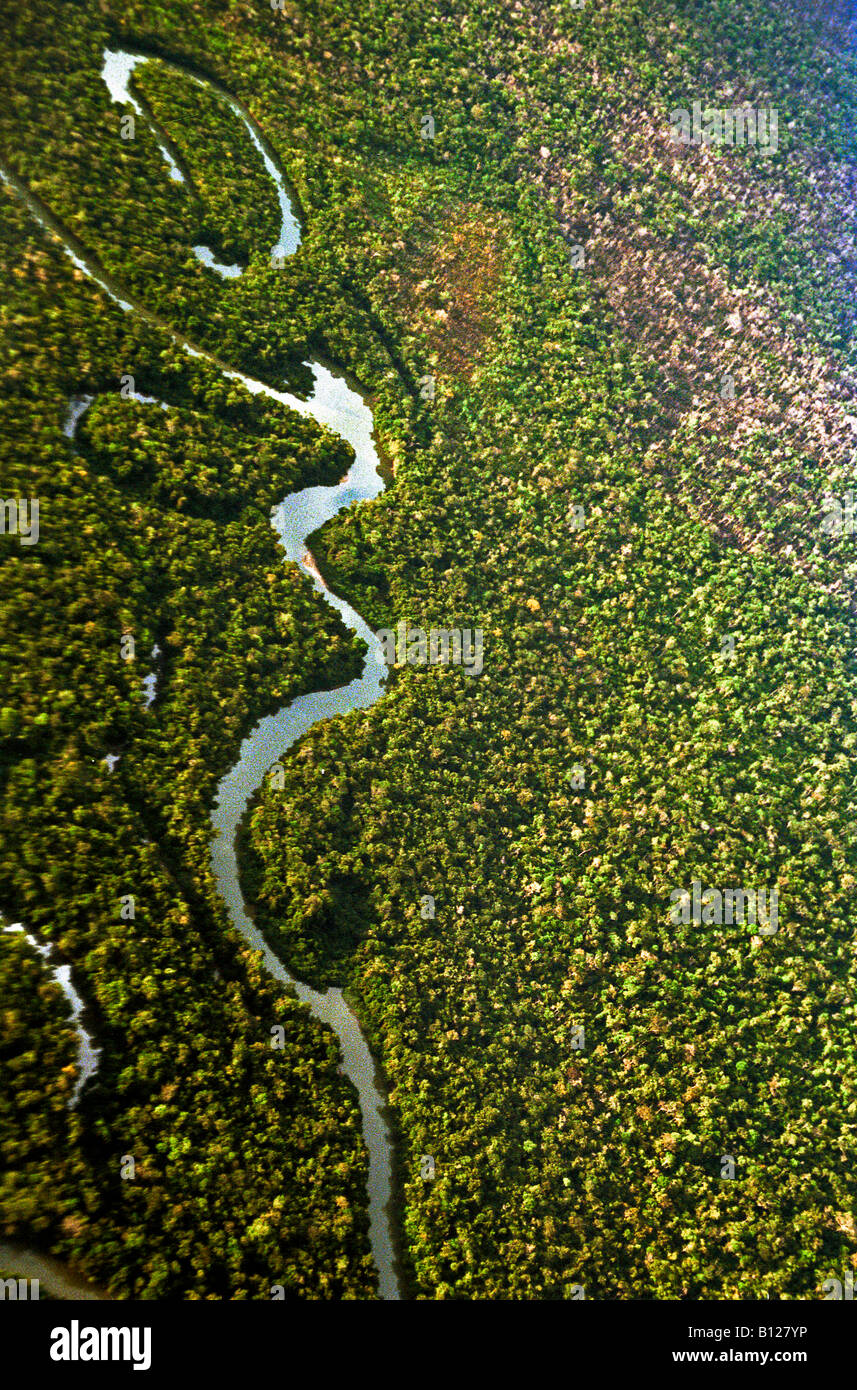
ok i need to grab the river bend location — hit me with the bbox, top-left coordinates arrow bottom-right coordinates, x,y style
0,46 -> 400,1300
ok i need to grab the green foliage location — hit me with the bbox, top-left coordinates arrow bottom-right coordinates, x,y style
1,0 -> 856,1302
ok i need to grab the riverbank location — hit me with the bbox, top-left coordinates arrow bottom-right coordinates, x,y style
0,1244 -> 107,1301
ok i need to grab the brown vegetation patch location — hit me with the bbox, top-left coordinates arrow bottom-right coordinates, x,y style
518,8 -> 857,584
386,206 -> 505,381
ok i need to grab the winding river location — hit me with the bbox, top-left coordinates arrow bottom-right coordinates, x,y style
1,924 -> 100,1107
0,47 -> 400,1300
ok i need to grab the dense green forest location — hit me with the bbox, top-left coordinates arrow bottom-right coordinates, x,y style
1,0 -> 857,1299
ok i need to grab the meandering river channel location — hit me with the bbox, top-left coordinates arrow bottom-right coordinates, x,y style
0,46 -> 400,1301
